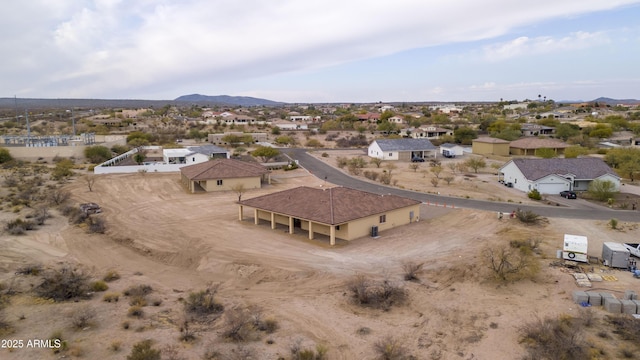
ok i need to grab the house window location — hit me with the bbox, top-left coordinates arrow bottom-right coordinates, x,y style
217,180 -> 223,186
192,157 -> 195,161
389,153 -> 392,157
379,215 -> 386,223
336,225 -> 340,230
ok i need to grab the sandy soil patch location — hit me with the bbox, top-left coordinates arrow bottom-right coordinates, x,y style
1,170 -> 639,359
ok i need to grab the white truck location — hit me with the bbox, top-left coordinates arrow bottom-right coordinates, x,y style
623,243 -> 640,258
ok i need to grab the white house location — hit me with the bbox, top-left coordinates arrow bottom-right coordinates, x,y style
439,143 -> 464,157
163,145 -> 230,165
499,158 -> 620,194
368,139 -> 437,161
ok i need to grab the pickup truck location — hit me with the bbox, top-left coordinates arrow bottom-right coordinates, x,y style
624,243 -> 640,258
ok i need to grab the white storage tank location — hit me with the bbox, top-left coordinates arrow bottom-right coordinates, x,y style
563,234 -> 588,263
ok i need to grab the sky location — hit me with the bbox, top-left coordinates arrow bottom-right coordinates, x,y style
2,0 -> 640,103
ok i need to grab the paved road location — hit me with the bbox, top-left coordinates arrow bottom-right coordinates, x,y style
283,148 -> 640,222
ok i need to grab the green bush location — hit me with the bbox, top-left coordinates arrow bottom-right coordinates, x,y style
127,340 -> 160,360
84,146 -> 112,164
90,281 -> 109,292
184,287 -> 223,316
527,189 -> 542,200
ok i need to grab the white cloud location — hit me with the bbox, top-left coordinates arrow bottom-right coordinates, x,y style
482,31 -> 611,61
1,0 -> 639,99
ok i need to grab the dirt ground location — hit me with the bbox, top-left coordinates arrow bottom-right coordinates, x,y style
1,167 -> 640,359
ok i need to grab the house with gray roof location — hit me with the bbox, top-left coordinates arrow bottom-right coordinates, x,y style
499,158 -> 620,194
367,139 -> 437,161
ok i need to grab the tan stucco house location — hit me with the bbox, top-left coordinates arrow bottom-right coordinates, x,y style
509,137 -> 569,156
472,137 -> 510,156
180,158 -> 270,193
238,186 -> 421,245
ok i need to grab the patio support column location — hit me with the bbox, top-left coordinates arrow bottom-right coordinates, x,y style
308,221 -> 314,240
238,205 -> 243,221
271,212 -> 276,229
330,225 -> 336,246
254,209 -> 259,225
289,216 -> 294,234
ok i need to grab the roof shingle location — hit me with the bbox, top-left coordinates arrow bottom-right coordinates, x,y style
239,186 -> 420,225
180,158 -> 269,181
510,158 -> 619,181
373,139 -> 437,151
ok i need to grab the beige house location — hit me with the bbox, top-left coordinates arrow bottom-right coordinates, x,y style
472,137 -> 510,156
509,138 -> 569,156
180,158 -> 270,193
238,186 -> 421,245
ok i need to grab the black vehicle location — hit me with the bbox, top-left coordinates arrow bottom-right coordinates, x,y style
560,190 -> 577,199
411,157 -> 425,162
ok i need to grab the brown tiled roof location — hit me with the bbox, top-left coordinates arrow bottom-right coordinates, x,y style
509,137 -> 569,149
510,158 -> 619,181
239,186 -> 420,225
473,137 -> 510,144
180,159 -> 269,181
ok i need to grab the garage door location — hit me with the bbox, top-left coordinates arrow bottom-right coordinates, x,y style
537,183 -> 567,194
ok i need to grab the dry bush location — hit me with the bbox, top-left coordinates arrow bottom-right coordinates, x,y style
90,280 -> 109,292
290,339 -> 328,360
222,307 -> 256,342
15,263 -> 43,276
5,218 -> 36,235
48,188 -> 71,206
103,270 -> 120,282
373,336 -> 410,360
348,275 -> 407,311
70,305 -> 96,329
103,292 -> 120,303
128,305 -> 144,318
606,314 -> 640,341
129,295 -> 148,307
179,319 -> 196,342
35,264 -> 91,301
402,262 -> 424,281
124,284 -> 153,297
162,344 -> 187,360
127,339 -> 160,360
515,209 -> 547,225
519,315 -> 588,360
482,243 -> 539,282
184,285 -> 223,317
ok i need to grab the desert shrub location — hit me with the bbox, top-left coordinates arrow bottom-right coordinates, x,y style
482,243 -> 539,282
519,315 -> 588,360
127,340 -> 160,360
162,344 -> 187,360
84,145 -> 112,164
402,262 -> 424,281
15,263 -> 43,276
321,152 -> 329,157
348,275 -> 406,311
36,265 -> 91,301
103,292 -> 120,303
179,320 -> 196,342
606,314 -> 640,341
336,157 -> 348,169
514,209 -> 546,225
110,341 -> 122,352
260,318 -> 279,334
373,336 -> 410,360
5,218 -> 36,235
305,139 -> 323,148
128,305 -> 144,318
103,270 -> 120,282
124,284 -> 153,297
609,218 -> 618,230
90,280 -> 108,292
184,286 -> 223,316
364,170 -> 379,181
129,295 -> 148,307
527,189 -> 542,200
87,216 -> 106,233
62,206 -> 88,225
588,179 -> 617,201
222,307 -> 256,342
70,305 -> 96,329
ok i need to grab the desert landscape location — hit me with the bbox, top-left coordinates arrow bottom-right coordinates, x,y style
1,163 -> 640,360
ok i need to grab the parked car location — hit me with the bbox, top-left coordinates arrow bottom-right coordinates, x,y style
560,191 -> 577,199
411,157 -> 425,162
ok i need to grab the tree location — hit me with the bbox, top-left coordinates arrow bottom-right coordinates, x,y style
370,158 -> 382,168
430,177 -> 439,187
443,175 -> 455,185
0,147 -> 13,163
409,163 -> 420,172
564,146 -> 590,159
464,158 -> 486,173
453,127 -> 478,145
52,159 -> 74,180
534,148 -> 556,159
133,153 -> 146,165
252,146 -> 280,162
83,174 -> 97,192
604,148 -> 640,181
231,183 -> 246,202
588,124 -> 613,138
588,179 -> 617,201
554,123 -> 581,141
84,145 -> 112,164
430,165 -> 443,179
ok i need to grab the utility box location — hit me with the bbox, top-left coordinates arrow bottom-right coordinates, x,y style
563,234 -> 588,263
602,242 -> 630,268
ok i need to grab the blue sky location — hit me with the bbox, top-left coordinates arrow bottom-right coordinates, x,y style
2,0 -> 639,103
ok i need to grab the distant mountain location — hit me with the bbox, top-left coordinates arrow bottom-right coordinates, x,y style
558,97 -> 640,105
174,94 -> 284,106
